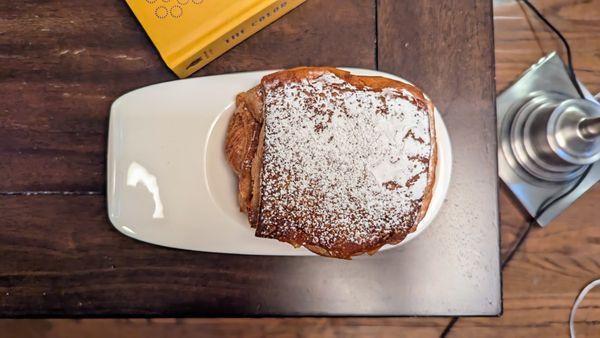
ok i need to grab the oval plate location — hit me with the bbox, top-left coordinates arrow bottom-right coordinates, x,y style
107,68 -> 453,256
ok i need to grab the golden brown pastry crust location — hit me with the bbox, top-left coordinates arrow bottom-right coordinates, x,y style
225,67 -> 437,259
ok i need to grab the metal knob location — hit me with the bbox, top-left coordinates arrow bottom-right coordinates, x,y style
579,116 -> 600,139
547,99 -> 600,165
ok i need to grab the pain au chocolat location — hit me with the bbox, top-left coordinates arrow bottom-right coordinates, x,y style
225,67 -> 436,259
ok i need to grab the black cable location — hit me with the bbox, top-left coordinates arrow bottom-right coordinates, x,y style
502,164 -> 593,268
440,1 -> 590,336
440,165 -> 593,338
520,0 -> 585,99
439,317 -> 459,338
501,218 -> 534,269
535,166 -> 593,219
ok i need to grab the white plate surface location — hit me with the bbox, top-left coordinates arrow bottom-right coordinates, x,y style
107,68 -> 452,256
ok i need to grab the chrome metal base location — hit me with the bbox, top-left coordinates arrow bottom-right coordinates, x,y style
500,91 -> 587,183
497,52 -> 600,226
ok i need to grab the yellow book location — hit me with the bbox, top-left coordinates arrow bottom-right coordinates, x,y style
126,0 -> 305,78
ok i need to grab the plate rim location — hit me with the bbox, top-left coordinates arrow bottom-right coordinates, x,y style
107,68 -> 453,256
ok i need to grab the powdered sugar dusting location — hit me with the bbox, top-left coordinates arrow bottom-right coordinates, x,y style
258,71 -> 433,251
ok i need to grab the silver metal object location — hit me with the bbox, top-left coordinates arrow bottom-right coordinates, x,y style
549,100 -> 600,165
580,116 -> 600,139
497,52 -> 600,226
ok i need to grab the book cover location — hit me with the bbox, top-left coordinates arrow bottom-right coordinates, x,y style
126,0 -> 305,78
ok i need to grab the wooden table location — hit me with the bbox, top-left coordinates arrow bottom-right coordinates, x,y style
1,0 -> 499,317
1,0 -> 599,336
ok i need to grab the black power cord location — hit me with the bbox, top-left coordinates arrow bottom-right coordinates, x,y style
440,0 -> 590,337
519,0 -> 585,99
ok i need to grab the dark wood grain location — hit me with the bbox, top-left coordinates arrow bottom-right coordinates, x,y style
0,195 -> 377,316
0,318 -> 451,338
0,0 -> 375,192
2,0 -> 600,336
0,0 -> 496,325
0,191 -> 493,318
3,195 -> 457,317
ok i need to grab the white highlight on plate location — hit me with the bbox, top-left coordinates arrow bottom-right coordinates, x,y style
121,225 -> 137,235
126,162 -> 164,219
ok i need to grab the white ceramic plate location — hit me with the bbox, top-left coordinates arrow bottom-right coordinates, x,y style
107,68 -> 452,256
